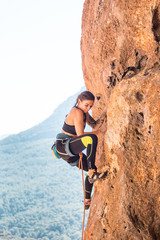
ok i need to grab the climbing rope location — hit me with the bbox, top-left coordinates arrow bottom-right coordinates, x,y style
79,153 -> 85,240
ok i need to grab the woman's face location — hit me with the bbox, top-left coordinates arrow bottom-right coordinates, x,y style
78,99 -> 94,113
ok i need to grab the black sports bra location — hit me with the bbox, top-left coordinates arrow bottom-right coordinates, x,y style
62,107 -> 86,135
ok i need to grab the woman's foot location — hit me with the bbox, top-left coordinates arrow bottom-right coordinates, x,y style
88,170 -> 108,184
84,198 -> 91,210
88,169 -> 96,178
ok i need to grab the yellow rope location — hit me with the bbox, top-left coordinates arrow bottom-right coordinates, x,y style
79,152 -> 85,240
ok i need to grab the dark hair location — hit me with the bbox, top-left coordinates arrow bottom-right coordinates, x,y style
74,91 -> 95,107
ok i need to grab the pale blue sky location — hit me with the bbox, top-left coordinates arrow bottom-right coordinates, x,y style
0,0 -> 85,136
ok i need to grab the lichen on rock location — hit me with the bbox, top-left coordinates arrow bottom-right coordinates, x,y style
81,0 -> 160,239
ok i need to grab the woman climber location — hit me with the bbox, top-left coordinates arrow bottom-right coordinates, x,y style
54,90 -> 107,209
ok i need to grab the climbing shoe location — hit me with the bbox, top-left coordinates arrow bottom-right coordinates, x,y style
88,171 -> 108,184
84,199 -> 91,210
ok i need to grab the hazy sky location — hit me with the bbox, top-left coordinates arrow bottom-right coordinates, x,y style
0,0 -> 85,136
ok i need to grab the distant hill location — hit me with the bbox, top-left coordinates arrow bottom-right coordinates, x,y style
0,134 -> 10,141
0,88 -> 85,145
0,87 -> 89,240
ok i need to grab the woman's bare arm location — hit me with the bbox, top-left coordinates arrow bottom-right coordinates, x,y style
86,107 -> 107,129
73,107 -> 107,136
86,113 -> 99,129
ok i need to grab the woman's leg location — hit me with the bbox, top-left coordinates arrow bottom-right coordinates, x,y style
69,134 -> 98,170
69,134 -> 99,202
76,154 -> 93,200
70,134 -> 107,184
85,175 -> 93,200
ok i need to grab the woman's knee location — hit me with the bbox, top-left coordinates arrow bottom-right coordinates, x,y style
81,136 -> 92,147
81,134 -> 98,147
90,134 -> 98,142
88,134 -> 98,145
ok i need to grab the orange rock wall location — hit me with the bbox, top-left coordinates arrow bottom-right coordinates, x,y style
81,0 -> 160,239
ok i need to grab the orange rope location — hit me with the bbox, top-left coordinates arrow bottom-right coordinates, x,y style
79,152 -> 85,240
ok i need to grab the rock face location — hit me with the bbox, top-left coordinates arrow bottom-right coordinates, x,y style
81,0 -> 160,239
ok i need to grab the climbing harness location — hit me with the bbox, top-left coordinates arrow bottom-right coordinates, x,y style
79,152 -> 86,240
51,133 -> 76,159
56,133 -> 76,157
51,142 -> 61,159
